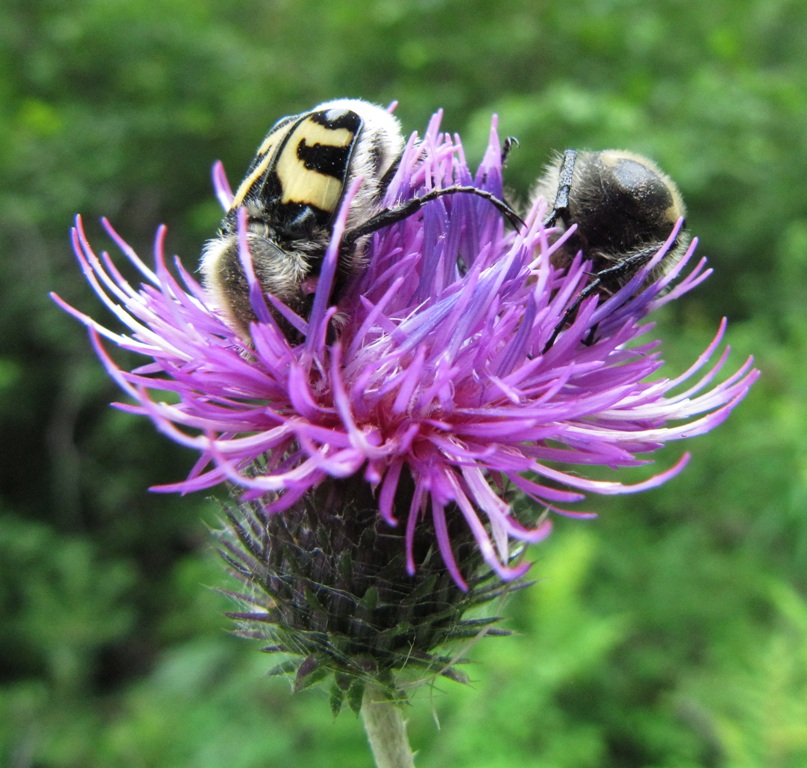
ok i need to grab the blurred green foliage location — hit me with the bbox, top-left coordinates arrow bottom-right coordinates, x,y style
1,0 -> 805,765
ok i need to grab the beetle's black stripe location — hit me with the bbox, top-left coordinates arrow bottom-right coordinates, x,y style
292,108 -> 362,181
295,137 -> 353,179
309,107 -> 363,132
230,114 -> 302,210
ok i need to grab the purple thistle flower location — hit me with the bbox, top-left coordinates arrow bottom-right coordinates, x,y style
52,109 -> 757,593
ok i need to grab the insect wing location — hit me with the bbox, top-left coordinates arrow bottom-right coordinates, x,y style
274,107 -> 363,227
229,114 -> 298,211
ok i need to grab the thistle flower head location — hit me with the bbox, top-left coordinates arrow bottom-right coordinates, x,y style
53,108 -> 757,701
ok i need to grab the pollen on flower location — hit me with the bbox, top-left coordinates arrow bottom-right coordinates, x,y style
52,109 -> 758,595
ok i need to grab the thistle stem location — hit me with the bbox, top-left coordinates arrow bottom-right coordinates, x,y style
361,683 -> 416,768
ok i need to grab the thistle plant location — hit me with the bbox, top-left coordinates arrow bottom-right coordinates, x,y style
53,107 -> 757,767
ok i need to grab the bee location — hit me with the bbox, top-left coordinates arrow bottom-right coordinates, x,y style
533,149 -> 690,350
201,98 -> 521,338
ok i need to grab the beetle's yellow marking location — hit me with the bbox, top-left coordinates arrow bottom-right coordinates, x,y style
276,119 -> 355,213
257,127 -> 282,157
230,131 -> 288,210
229,116 -> 356,213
